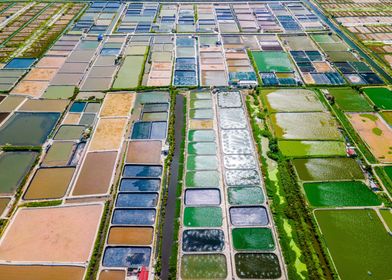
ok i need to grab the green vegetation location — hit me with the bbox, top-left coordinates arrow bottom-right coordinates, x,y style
372,127 -> 383,136
168,94 -> 186,279
19,200 -> 62,208
315,209 -> 392,280
246,49 -> 262,85
327,88 -> 373,112
363,87 -> 392,110
246,92 -> 336,280
315,89 -> 377,164
374,166 -> 392,196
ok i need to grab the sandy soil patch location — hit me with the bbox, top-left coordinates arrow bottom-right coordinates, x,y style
189,119 -> 213,129
0,204 -> 103,262
24,68 -> 58,81
89,118 -> 128,151
347,113 -> 392,162
36,56 -> 67,68
19,99 -> 69,112
11,81 -> 49,98
100,93 -> 135,117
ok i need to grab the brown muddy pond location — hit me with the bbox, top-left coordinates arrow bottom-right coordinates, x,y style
126,141 -> 162,164
72,151 -> 117,196
108,226 -> 153,245
23,167 -> 75,200
0,265 -> 85,280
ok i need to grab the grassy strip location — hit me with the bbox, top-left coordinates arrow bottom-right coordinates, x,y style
138,45 -> 151,87
374,167 -> 392,197
19,200 -> 62,208
246,91 -> 337,280
168,95 -> 186,279
246,49 -> 262,85
1,145 -> 42,152
155,89 -> 178,276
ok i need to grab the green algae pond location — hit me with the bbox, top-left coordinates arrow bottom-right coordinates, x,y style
183,207 -> 222,227
292,158 -> 364,181
186,170 -> 220,188
235,253 -> 281,279
263,89 -> 324,112
187,155 -> 218,170
42,142 -> 75,167
304,181 -> 380,207
0,112 -> 60,146
278,141 -> 346,158
181,254 -> 227,279
315,209 -> 392,280
188,142 -> 216,155
228,187 -> 264,205
188,130 -> 215,142
112,56 -> 145,89
271,112 -> 341,140
232,228 -> 275,251
0,151 -> 38,195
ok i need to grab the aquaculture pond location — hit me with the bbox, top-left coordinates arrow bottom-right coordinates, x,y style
315,209 -> 392,280
188,129 -> 215,142
235,253 -> 281,279
219,108 -> 247,129
187,155 -> 218,170
292,158 -> 364,181
181,254 -> 227,279
271,112 -> 341,140
224,155 -> 257,170
42,142 -> 75,167
304,181 -> 380,207
103,246 -> 151,267
264,89 -> 324,112
221,129 -> 253,154
185,189 -> 221,205
108,227 -> 153,245
183,207 -> 222,227
232,228 -> 275,251
116,193 -> 158,208
0,112 -> 60,146
188,142 -> 216,155
182,229 -> 225,252
230,207 -> 269,226
278,140 -> 346,157
54,125 -> 85,141
112,209 -> 156,225
0,151 -> 37,194
225,169 -> 260,186
228,187 -> 264,205
119,179 -> 160,192
131,121 -> 167,140
123,165 -> 162,178
185,170 -> 220,188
